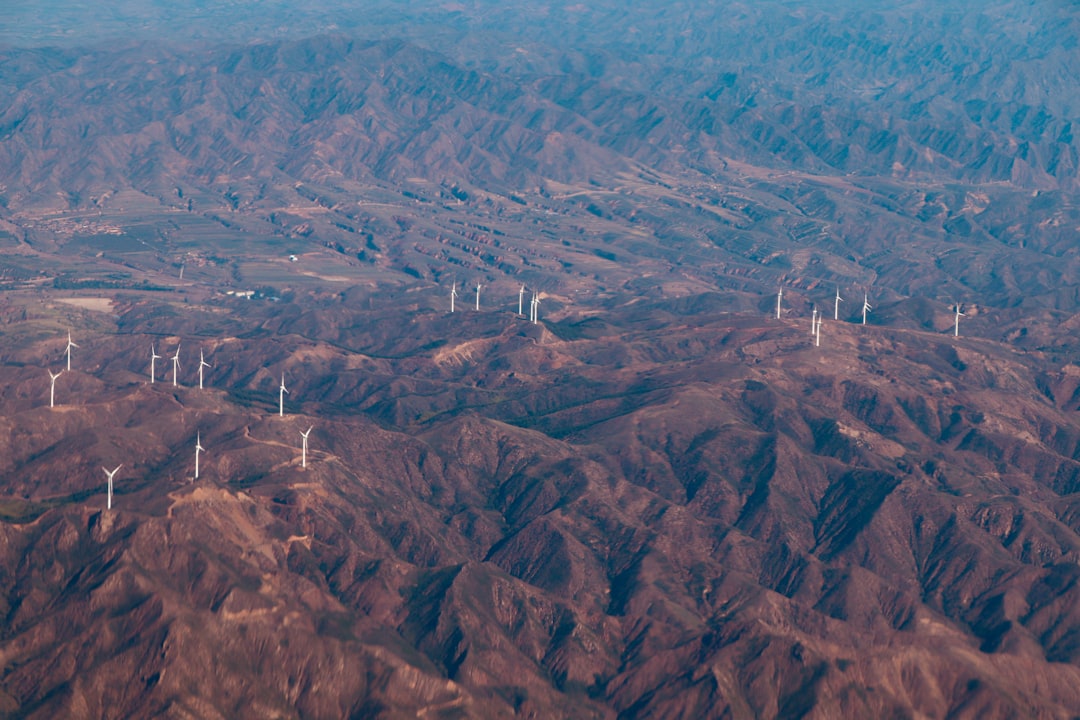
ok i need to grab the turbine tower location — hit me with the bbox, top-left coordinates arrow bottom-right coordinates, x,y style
150,344 -> 162,383
170,344 -> 181,387
450,282 -> 458,313
48,369 -> 62,408
518,284 -> 526,316
834,287 -> 843,320
811,307 -> 818,335
198,350 -> 212,390
103,464 -> 121,510
954,303 -> 965,337
65,331 -> 78,372
195,432 -> 204,480
475,283 -> 482,311
862,293 -> 872,325
300,425 -> 313,468
776,287 -> 783,320
532,294 -> 541,324
279,373 -> 289,417
814,313 -> 822,347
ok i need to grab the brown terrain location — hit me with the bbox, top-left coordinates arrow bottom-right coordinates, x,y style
2,1 -> 1080,717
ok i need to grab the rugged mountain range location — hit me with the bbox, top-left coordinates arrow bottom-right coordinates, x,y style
1,1 -> 1079,311
6,292 -> 1080,717
2,1 -> 1080,717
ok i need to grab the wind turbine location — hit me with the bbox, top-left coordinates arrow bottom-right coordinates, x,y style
814,313 -> 822,347
518,284 -> 526,316
300,425 -> 313,468
194,432 -> 204,480
475,283 -> 482,311
48,369 -> 62,408
450,282 -> 458,313
198,349 -> 212,389
811,307 -> 818,335
150,344 -> 162,383
279,373 -> 289,417
532,293 -> 541,324
103,464 -> 121,510
65,331 -> 78,372
862,293 -> 872,325
954,303 -> 965,337
776,287 -> 783,320
834,287 -> 843,320
170,344 -> 181,387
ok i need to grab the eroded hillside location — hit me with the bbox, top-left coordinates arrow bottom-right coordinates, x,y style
0,287 -> 1079,717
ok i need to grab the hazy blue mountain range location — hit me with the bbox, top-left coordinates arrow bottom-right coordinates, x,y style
1,2 -> 1079,322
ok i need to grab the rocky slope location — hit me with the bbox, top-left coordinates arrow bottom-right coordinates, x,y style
1,288 -> 1080,717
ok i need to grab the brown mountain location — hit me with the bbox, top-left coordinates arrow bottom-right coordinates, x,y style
4,291 -> 1080,717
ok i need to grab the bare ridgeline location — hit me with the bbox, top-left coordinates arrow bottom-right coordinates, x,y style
2,1 -> 1080,717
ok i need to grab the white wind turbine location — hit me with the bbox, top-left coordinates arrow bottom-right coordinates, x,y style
532,293 -> 541,324
814,313 -> 822,347
198,349 -> 212,389
475,283 -> 482,311
65,331 -> 78,372
834,287 -> 843,320
862,293 -> 872,325
103,464 -> 121,510
48,369 -> 62,408
279,372 -> 289,417
776,287 -> 783,320
170,344 -> 182,387
450,282 -> 458,313
954,303 -> 965,337
194,432 -> 204,480
150,344 -> 162,383
518,284 -> 526,316
811,306 -> 818,335
300,425 -> 313,468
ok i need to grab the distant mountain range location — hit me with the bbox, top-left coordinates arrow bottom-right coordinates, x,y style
2,2 -> 1079,316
